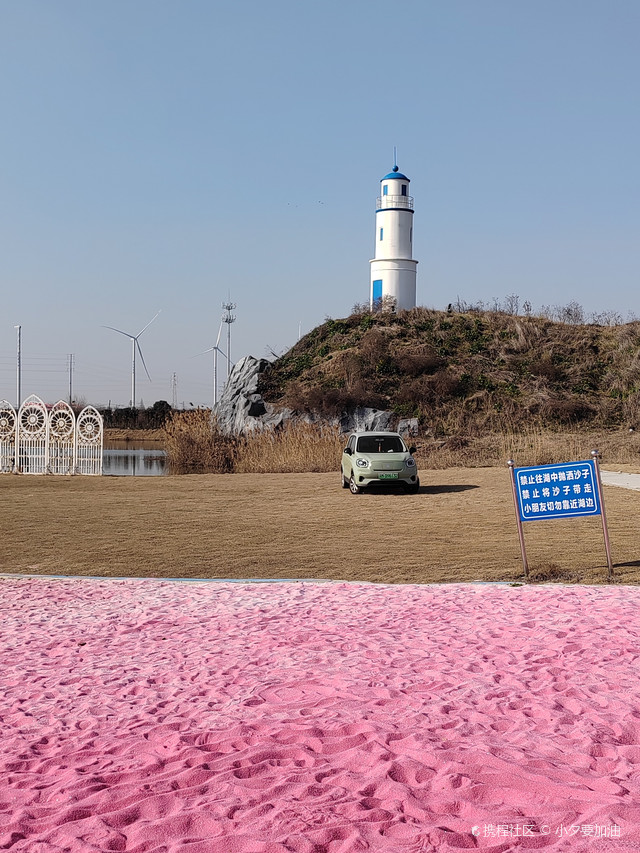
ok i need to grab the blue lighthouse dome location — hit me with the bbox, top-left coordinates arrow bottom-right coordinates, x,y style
381,165 -> 409,181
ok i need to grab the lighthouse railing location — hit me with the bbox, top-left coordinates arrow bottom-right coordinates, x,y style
376,195 -> 414,211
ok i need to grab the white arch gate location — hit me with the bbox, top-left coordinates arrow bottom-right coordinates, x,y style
76,406 -> 103,475
18,395 -> 48,474
49,400 -> 76,474
0,396 -> 103,475
0,401 -> 16,473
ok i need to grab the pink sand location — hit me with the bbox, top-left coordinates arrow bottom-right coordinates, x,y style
1,578 -> 640,852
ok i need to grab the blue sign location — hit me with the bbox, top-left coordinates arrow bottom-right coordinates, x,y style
514,460 -> 601,522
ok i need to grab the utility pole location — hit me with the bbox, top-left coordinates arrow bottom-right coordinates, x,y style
211,319 -> 224,407
222,300 -> 236,379
14,325 -> 21,409
213,346 -> 218,406
67,354 -> 75,405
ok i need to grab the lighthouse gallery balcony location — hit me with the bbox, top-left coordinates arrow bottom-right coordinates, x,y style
376,194 -> 414,211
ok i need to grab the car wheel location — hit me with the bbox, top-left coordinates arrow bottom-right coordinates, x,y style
406,478 -> 420,494
341,468 -> 349,488
349,474 -> 362,494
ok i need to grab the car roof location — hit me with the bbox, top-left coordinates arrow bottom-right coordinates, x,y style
350,430 -> 402,437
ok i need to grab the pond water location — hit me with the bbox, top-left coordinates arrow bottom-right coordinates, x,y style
103,441 -> 167,476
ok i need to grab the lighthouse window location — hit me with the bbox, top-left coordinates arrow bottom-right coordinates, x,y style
401,184 -> 407,196
379,228 -> 383,241
383,185 -> 388,196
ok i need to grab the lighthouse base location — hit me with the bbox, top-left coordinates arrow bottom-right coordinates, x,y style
369,259 -> 418,312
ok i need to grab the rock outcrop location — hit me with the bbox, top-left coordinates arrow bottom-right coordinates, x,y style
214,355 -> 417,437
338,408 -> 394,434
213,356 -> 291,435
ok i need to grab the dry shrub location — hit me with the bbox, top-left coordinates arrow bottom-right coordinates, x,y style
426,369 -> 462,398
579,429 -> 640,465
497,428 -> 585,467
162,410 -> 237,474
540,397 -> 595,424
416,436 -> 493,469
528,564 -> 579,584
303,386 -> 353,416
415,426 -> 640,470
395,350 -> 445,377
395,375 -> 433,408
235,421 -> 344,474
530,355 -> 563,381
358,328 -> 390,366
282,381 -> 307,412
283,383 -> 386,417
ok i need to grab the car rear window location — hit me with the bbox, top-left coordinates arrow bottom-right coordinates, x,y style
356,435 -> 405,453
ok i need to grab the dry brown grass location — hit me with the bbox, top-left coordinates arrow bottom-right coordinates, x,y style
1,466 -> 639,586
235,422 -> 345,474
104,428 -> 164,442
415,427 -> 640,470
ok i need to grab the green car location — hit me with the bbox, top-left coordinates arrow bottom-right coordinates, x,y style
341,431 -> 420,494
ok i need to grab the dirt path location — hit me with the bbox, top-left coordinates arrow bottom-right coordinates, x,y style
1,469 -> 639,584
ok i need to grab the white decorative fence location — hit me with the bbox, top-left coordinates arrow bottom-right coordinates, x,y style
0,396 -> 103,475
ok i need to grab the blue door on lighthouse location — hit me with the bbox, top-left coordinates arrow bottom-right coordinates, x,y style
372,279 -> 382,305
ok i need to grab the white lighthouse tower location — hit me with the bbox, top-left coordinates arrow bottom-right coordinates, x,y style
369,161 -> 418,311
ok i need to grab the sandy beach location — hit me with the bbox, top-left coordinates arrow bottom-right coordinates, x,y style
2,576 -> 640,851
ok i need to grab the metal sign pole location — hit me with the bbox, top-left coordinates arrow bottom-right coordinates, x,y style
591,450 -> 613,582
508,459 -> 529,581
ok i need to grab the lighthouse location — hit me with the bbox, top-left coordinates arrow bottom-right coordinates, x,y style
369,163 -> 418,311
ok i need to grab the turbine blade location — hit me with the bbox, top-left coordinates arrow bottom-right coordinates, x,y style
191,347 -> 215,358
137,309 -> 162,338
137,340 -> 152,381
102,325 -> 133,338
215,320 -> 224,348
215,346 -> 232,364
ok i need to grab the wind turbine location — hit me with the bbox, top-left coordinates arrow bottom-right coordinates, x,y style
194,319 -> 232,407
103,310 -> 161,407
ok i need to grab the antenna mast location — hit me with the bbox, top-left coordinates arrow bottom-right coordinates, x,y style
171,372 -> 178,409
222,300 -> 236,379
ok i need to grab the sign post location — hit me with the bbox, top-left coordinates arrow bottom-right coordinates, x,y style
508,456 -> 613,582
591,450 -> 613,581
507,459 -> 529,580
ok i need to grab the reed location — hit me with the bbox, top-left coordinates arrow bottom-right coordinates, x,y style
162,410 -> 237,474
416,426 -> 640,469
235,421 -> 345,474
163,410 -> 640,475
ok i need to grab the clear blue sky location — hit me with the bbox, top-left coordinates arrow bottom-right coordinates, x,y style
1,0 -> 638,407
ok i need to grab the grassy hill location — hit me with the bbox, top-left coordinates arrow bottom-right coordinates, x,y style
259,307 -> 640,436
